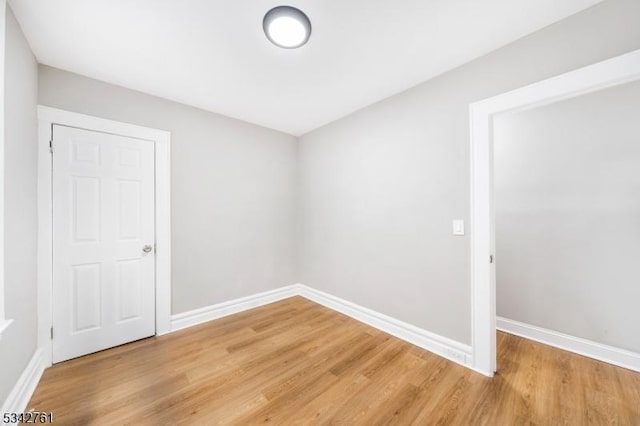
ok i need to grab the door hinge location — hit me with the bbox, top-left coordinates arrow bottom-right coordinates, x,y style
50,327 -> 53,339
489,255 -> 494,264
49,139 -> 53,154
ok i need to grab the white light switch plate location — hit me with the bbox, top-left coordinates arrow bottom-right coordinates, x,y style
453,220 -> 465,236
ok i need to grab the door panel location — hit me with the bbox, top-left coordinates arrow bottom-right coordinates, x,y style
72,176 -> 100,242
52,125 -> 156,363
71,263 -> 101,332
118,180 -> 141,240
117,259 -> 142,322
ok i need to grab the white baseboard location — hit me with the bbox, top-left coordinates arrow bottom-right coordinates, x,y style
296,284 -> 473,368
1,348 -> 46,422
497,316 -> 640,373
169,285 -> 299,332
167,284 -> 473,370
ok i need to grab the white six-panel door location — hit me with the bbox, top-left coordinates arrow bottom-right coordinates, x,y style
52,125 -> 156,363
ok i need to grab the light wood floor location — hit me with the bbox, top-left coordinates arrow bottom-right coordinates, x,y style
29,296 -> 640,425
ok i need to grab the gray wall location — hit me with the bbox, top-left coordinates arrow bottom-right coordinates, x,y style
0,5 -> 38,405
298,0 -> 640,345
38,66 -> 298,315
495,81 -> 640,353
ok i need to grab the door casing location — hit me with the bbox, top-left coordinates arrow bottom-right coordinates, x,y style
37,106 -> 171,367
469,49 -> 640,377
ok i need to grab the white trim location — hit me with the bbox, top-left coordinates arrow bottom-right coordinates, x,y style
37,106 -> 172,366
0,0 -> 9,340
497,317 -> 640,373
167,284 -> 473,369
169,286 -> 299,332
0,284 -> 472,413
0,348 -> 46,420
297,285 -> 473,369
469,49 -> 640,377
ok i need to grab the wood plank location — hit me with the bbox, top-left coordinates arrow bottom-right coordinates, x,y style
27,297 -> 640,424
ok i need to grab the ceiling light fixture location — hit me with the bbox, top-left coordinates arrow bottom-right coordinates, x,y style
263,6 -> 311,49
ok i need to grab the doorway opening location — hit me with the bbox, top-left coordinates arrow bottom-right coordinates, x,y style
469,49 -> 640,376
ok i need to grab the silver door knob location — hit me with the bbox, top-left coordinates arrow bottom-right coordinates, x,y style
142,244 -> 153,253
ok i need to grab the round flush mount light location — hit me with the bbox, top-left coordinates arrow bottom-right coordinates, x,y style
263,6 -> 311,49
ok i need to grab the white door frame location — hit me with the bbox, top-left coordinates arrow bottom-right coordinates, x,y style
37,106 -> 172,366
469,49 -> 640,377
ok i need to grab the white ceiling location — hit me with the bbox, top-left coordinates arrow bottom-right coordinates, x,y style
10,0 -> 602,135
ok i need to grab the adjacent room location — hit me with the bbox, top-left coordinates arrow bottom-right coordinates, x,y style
1,0 -> 639,424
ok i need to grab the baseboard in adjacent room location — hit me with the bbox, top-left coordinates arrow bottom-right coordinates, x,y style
1,348 -> 46,421
497,316 -> 640,373
169,285 -> 299,332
